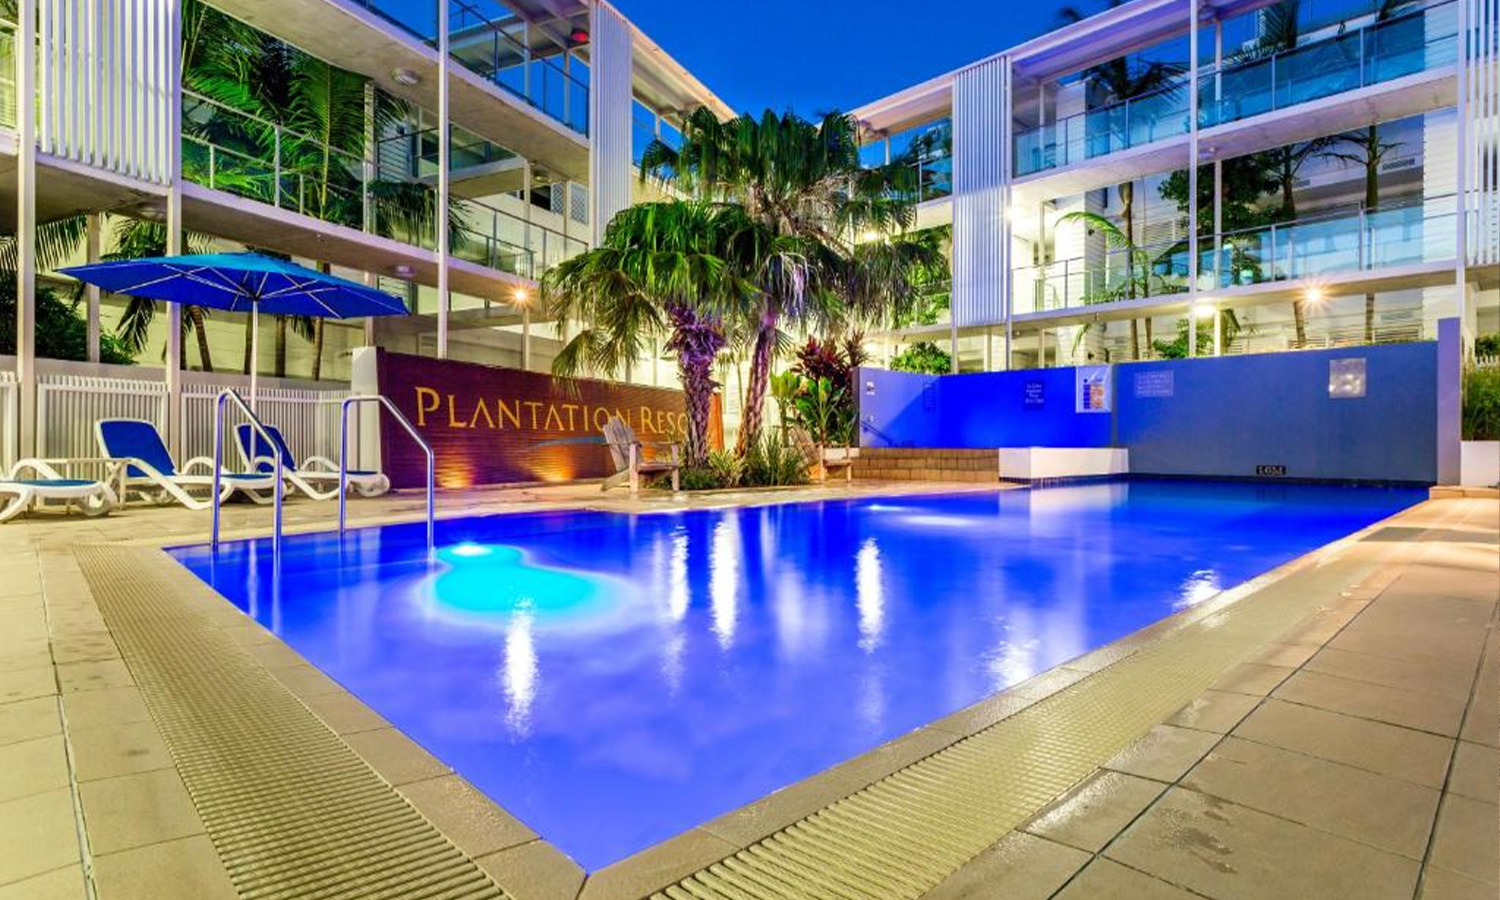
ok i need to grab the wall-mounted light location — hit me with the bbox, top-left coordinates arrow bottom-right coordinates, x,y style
569,27 -> 590,45
392,264 -> 415,277
1304,286 -> 1326,304
512,287 -> 530,306
391,68 -> 420,86
1191,301 -> 1217,320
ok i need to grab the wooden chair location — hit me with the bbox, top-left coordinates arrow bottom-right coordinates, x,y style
602,416 -> 681,493
790,427 -> 854,484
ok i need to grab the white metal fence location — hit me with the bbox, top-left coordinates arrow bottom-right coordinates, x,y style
180,385 -> 354,465
0,370 -> 16,472
26,368 -> 352,472
36,374 -> 170,460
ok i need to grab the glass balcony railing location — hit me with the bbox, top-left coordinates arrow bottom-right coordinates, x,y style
872,119 -> 953,202
1206,197 -> 1456,287
376,127 -> 517,181
1011,199 -> 1456,314
0,21 -> 14,129
345,0 -> 589,136
448,0 -> 589,135
181,93 -> 374,232
1013,0 -> 1458,178
452,195 -> 588,279
1198,0 -> 1458,130
1014,83 -> 1189,178
1012,237 -> 1193,315
182,91 -> 587,280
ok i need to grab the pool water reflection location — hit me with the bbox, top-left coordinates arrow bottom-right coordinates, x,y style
171,480 -> 1424,870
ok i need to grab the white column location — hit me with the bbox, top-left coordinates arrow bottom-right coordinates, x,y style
1188,0 -> 1201,358
86,213 -> 101,363
16,0 -> 36,458
165,0 -> 183,456
1002,57 -> 1014,371
1454,0 -> 1469,333
521,305 -> 531,371
436,0 -> 450,359
521,158 -> 533,276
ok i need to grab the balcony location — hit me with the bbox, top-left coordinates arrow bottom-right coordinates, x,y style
344,0 -> 589,137
1013,197 -> 1456,315
1208,196 -> 1456,288
181,92 -> 585,280
448,0 -> 590,136
1014,85 -> 1188,178
0,19 -> 13,130
1012,0 -> 1458,179
864,118 -> 953,203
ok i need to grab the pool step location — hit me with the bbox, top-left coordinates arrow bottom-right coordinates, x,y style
851,448 -> 998,483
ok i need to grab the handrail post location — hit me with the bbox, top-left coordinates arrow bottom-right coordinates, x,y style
212,388 -> 283,556
340,394 -> 435,553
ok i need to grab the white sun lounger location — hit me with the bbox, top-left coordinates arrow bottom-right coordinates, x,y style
95,418 -> 278,510
234,422 -> 390,501
0,459 -> 117,523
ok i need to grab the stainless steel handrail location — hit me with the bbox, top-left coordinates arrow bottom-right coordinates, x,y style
339,395 -> 435,551
212,389 -> 285,554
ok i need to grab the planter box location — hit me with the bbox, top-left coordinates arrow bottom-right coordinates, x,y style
1460,441 -> 1499,487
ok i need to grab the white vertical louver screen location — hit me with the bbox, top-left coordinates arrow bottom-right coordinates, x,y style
951,56 -> 1009,327
1464,0 -> 1499,266
588,0 -> 632,245
38,0 -> 172,184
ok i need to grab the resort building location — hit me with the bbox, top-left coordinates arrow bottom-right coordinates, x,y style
0,3 -> 1496,900
0,0 -> 728,460
852,0 -> 1500,372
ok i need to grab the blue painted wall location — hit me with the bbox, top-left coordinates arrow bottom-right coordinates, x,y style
857,366 -> 1113,449
858,341 -> 1438,483
1116,343 -> 1436,483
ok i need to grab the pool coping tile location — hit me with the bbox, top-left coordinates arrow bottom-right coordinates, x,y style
11,482 -> 1493,900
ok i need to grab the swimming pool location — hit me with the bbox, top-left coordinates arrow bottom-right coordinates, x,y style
170,480 -> 1424,870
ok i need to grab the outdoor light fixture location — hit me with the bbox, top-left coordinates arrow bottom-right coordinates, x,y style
392,264 -> 415,277
391,67 -> 420,86
1305,286 -> 1326,304
512,287 -> 530,305
1192,302 -> 1217,320
859,230 -> 880,243
570,27 -> 589,44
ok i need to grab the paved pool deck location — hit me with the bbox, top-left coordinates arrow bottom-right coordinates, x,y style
0,481 -> 1494,900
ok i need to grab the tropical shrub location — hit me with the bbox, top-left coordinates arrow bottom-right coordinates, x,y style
0,278 -> 134,364
743,434 -> 810,487
890,341 -> 951,374
781,336 -> 863,445
1476,333 -> 1500,359
676,467 -> 727,491
1463,367 -> 1500,441
785,376 -> 854,447
706,449 -> 745,488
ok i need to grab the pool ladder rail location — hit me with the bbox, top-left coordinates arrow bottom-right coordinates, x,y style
339,394 -> 435,552
208,390 -> 436,556
210,388 -> 285,554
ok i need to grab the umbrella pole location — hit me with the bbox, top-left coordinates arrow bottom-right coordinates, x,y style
250,304 -> 259,412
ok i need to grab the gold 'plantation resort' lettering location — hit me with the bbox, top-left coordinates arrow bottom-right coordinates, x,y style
412,386 -> 687,437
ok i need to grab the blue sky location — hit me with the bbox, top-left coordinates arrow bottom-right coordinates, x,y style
610,0 -> 1068,116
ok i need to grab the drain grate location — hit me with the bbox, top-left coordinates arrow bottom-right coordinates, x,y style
77,545 -> 510,900
652,553 -> 1388,900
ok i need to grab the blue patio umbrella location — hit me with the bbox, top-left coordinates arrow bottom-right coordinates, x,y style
60,252 -> 408,405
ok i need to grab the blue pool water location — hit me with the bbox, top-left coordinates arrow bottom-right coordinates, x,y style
170,481 -> 1423,870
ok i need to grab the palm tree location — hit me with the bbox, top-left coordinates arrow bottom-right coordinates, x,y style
542,202 -> 753,467
644,108 -> 928,454
1056,210 -> 1166,356
1059,0 -> 1185,358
